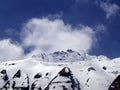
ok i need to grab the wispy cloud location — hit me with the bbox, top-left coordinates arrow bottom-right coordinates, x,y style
95,24 -> 106,33
96,0 -> 120,19
0,39 -> 24,61
4,28 -> 19,36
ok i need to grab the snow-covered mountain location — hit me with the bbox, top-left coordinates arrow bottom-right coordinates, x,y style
0,49 -> 120,90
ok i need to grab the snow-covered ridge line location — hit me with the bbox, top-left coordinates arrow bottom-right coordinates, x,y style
0,50 -> 120,90
31,49 -> 110,62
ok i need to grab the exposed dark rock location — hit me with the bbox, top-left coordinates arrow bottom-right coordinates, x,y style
86,78 -> 90,83
46,73 -> 49,76
12,70 -> 29,90
34,73 -> 42,78
103,66 -> 107,70
2,81 -> 10,90
13,70 -> 21,78
0,67 -> 80,90
108,75 -> 120,90
31,80 -> 42,90
59,67 -> 71,77
0,69 -> 10,89
31,72 -> 50,90
67,49 -> 74,53
0,69 -> 8,81
1,69 -> 7,74
112,71 -> 119,74
88,67 -> 96,72
45,67 -> 81,90
8,63 -> 16,66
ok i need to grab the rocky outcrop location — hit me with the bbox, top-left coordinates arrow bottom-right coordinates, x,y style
0,69 -> 29,90
108,75 -> 120,90
45,67 -> 81,90
0,67 -> 80,90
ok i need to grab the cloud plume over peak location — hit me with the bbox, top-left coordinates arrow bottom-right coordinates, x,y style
22,18 -> 96,55
0,17 -> 98,61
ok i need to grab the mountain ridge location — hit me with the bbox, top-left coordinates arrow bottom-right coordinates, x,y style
0,50 -> 120,90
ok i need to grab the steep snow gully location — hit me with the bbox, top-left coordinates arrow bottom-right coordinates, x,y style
0,49 -> 120,90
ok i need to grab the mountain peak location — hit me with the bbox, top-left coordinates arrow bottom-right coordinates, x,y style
31,49 -> 88,62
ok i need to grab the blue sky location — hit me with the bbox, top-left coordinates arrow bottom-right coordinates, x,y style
0,0 -> 120,60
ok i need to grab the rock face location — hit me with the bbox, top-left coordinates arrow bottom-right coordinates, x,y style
45,67 -> 81,90
0,69 -> 29,90
0,69 -> 9,89
108,75 -> 120,90
0,67 -> 80,90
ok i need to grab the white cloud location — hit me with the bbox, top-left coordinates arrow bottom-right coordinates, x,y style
97,0 -> 120,19
0,39 -> 24,61
95,24 -> 106,33
0,18 -> 99,61
21,18 -> 96,56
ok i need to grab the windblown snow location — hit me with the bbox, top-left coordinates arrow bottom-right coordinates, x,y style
0,49 -> 120,90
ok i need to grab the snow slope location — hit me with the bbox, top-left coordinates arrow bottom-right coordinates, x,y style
0,49 -> 120,90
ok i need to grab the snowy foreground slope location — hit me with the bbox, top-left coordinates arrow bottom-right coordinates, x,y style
0,50 -> 120,90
